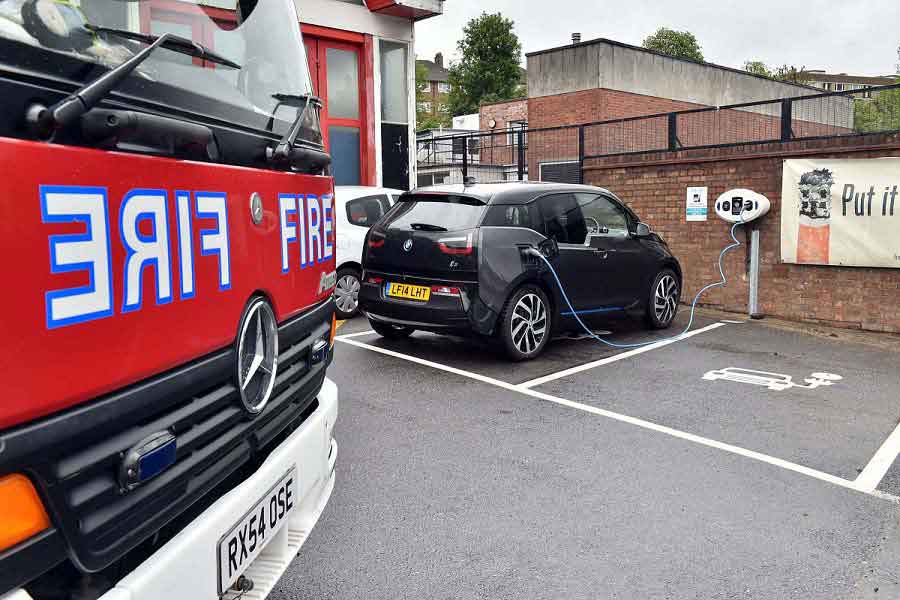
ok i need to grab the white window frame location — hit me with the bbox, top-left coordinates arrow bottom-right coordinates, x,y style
506,120 -> 528,146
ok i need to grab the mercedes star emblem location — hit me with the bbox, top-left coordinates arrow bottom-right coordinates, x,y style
235,298 -> 278,415
250,192 -> 264,225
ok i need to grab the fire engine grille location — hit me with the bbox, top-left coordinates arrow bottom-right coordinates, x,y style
1,300 -> 334,574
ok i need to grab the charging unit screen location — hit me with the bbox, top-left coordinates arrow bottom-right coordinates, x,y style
731,198 -> 744,216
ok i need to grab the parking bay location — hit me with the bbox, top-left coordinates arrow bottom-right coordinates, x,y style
275,312 -> 900,598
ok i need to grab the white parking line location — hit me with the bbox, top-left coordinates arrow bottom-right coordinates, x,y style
520,322 -> 727,389
337,336 -> 899,504
855,421 -> 900,492
336,330 -> 377,340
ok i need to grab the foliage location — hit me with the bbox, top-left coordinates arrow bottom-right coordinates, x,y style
773,65 -> 811,85
641,27 -> 704,62
743,61 -> 773,78
742,60 -> 811,85
446,12 -> 523,116
854,87 -> 900,133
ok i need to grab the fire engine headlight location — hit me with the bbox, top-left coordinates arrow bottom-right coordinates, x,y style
0,474 -> 51,552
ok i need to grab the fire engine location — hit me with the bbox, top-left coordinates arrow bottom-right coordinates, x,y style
0,1 -> 338,598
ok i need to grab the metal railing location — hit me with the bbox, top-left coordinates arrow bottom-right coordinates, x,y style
416,83 -> 900,186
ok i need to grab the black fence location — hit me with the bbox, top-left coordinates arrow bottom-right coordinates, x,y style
416,83 -> 900,186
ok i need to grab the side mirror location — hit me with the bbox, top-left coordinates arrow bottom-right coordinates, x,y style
538,237 -> 559,259
634,223 -> 652,237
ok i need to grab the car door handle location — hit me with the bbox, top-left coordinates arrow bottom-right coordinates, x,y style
593,248 -> 616,257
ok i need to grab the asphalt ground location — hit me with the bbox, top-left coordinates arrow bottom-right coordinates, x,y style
273,310 -> 900,599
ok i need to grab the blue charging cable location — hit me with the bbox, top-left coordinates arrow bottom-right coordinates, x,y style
528,221 -> 744,349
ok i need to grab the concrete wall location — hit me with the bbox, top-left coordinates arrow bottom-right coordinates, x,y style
452,113 -> 480,130
526,39 -> 852,128
528,40 -> 813,103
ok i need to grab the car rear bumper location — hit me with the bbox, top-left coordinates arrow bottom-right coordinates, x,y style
358,274 -> 479,332
72,377 -> 337,600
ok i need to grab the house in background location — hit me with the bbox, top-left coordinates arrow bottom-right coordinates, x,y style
416,52 -> 451,119
804,70 -> 896,98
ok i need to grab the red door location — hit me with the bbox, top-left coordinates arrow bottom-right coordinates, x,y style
305,36 -> 366,186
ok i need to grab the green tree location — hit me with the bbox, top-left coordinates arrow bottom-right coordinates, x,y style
642,27 -> 704,62
415,60 -> 450,131
743,60 -> 773,78
773,65 -> 811,85
854,87 -> 900,133
742,60 -> 811,85
446,12 -> 523,116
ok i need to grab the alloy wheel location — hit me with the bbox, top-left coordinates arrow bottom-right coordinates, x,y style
654,275 -> 678,325
334,274 -> 360,314
511,293 -> 547,355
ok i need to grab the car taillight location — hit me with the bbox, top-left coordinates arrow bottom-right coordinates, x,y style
368,238 -> 385,249
0,474 -> 50,552
431,285 -> 461,297
366,276 -> 383,285
438,233 -> 473,255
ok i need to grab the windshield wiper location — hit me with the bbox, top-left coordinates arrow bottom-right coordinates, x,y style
410,223 -> 448,232
27,25 -> 240,139
266,93 -> 331,172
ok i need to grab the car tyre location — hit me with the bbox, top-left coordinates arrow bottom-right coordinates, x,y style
645,269 -> 680,329
499,284 -> 551,361
369,319 -> 415,340
334,267 -> 362,319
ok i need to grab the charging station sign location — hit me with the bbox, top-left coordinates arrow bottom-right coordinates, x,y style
782,158 -> 900,268
686,186 -> 708,222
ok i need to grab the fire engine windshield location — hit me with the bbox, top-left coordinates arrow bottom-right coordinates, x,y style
0,0 -> 321,145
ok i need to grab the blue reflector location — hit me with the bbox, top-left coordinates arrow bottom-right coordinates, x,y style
138,439 -> 177,482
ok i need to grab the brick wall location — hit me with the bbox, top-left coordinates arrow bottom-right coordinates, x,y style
584,133 -> 900,333
476,99 -> 528,166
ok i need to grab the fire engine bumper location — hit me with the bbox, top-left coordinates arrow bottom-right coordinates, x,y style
55,377 -> 336,600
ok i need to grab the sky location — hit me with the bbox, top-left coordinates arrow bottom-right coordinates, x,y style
414,0 -> 900,76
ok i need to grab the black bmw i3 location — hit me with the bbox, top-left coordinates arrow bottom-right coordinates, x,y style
359,182 -> 682,361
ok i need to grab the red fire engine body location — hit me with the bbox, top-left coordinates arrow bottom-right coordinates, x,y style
0,1 -> 338,599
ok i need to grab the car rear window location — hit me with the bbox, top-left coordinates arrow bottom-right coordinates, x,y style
384,194 -> 486,231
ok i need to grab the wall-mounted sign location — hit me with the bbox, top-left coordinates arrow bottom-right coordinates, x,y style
781,158 -> 900,268
686,186 -> 708,222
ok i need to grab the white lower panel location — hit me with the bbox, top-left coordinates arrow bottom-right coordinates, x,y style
97,378 -> 338,600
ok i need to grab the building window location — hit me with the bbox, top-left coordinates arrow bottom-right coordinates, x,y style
834,83 -> 844,91
381,41 -> 409,124
417,102 -> 432,113
437,103 -> 449,113
438,82 -> 451,94
507,120 -> 527,146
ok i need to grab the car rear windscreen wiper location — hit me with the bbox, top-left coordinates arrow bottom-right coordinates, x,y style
410,223 -> 448,232
27,25 -> 240,139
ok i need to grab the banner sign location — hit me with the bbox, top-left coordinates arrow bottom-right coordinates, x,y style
781,158 -> 900,268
